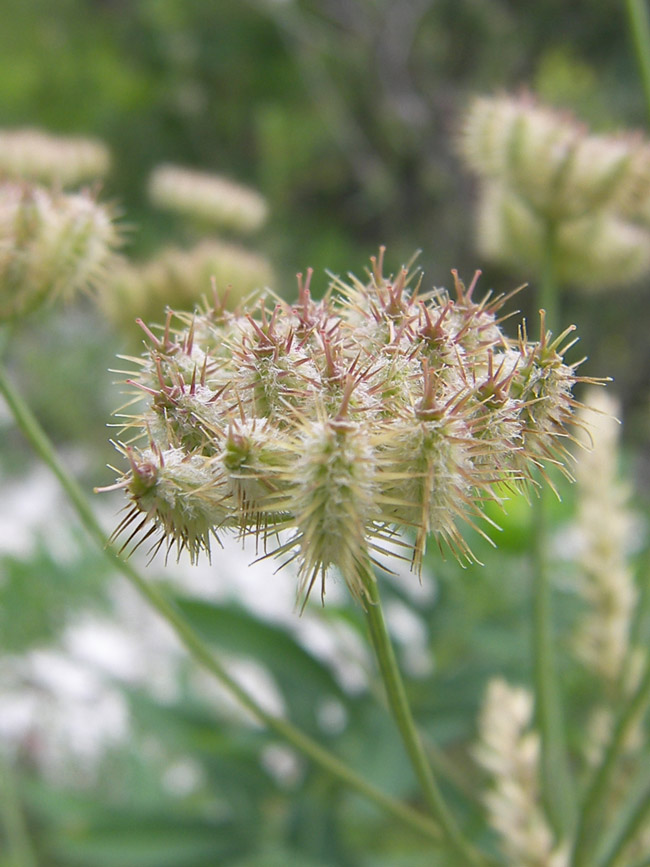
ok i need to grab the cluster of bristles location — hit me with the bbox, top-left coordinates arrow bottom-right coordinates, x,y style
105,250 -> 582,605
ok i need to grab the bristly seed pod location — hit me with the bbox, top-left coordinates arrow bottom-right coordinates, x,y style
103,249 -> 588,606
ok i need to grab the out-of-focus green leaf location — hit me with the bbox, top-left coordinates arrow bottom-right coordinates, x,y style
50,812 -> 248,867
172,596 -> 347,730
0,540 -> 108,653
231,850 -> 330,867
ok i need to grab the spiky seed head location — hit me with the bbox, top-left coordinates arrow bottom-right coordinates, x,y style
114,445 -> 229,563
278,418 -> 380,604
0,181 -> 119,321
105,250 -> 585,606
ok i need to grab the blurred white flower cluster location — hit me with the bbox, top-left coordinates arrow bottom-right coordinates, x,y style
0,128 -> 110,188
474,678 -> 568,867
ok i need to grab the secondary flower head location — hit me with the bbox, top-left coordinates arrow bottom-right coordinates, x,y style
0,128 -> 111,188
459,93 -> 650,290
148,164 -> 268,233
0,181 -> 119,321
460,94 -> 650,222
105,250 -> 584,605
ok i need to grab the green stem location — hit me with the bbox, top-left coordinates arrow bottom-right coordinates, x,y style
628,545 -> 650,653
531,220 -> 575,840
360,567 -> 491,867
531,491 -> 575,838
539,220 -> 560,333
0,753 -> 38,867
0,362 -> 441,846
626,0 -> 650,122
571,659 -> 650,866
599,780 -> 650,867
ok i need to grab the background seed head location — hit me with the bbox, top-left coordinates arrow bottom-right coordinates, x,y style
0,181 -> 119,321
148,164 -> 269,233
460,94 -> 648,222
0,128 -> 111,187
99,239 -> 273,337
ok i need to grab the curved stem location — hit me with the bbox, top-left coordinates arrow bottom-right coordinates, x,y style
626,0 -> 650,121
0,361 -> 441,845
571,659 -> 650,867
359,566 -> 492,867
532,221 -> 575,840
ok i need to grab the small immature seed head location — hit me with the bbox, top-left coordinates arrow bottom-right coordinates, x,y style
105,250 -> 585,605
474,678 -> 567,866
460,93 -> 650,291
572,389 -> 637,684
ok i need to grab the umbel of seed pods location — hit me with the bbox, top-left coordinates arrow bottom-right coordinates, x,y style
106,250 -> 582,605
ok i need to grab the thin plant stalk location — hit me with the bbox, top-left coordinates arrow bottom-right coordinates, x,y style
0,753 -> 38,867
599,780 -> 650,867
531,220 -> 575,839
0,360 -> 443,846
359,565 -> 491,867
626,0 -> 650,121
539,221 -> 560,334
627,544 -> 650,669
571,658 -> 650,867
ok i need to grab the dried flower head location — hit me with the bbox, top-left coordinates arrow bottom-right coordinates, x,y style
104,250 -> 584,605
0,181 -> 119,321
0,128 -> 111,187
148,164 -> 268,233
98,239 -> 273,335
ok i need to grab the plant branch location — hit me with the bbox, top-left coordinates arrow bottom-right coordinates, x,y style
599,779 -> 650,867
571,659 -> 650,866
532,220 -> 575,840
